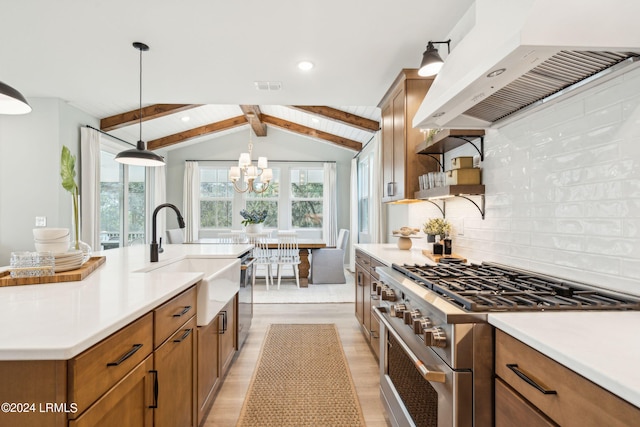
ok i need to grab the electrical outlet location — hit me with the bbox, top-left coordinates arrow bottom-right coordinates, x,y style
35,216 -> 47,227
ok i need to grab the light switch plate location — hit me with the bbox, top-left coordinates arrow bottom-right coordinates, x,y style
35,216 -> 47,227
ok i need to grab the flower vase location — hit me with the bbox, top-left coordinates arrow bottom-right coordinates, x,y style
245,223 -> 263,234
71,194 -> 92,262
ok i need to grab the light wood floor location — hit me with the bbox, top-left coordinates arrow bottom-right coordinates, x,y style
203,303 -> 391,426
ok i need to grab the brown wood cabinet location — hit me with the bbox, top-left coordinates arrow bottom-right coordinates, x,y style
196,293 -> 238,425
379,69 -> 438,202
0,286 -> 198,427
69,356 -> 154,427
197,315 -> 219,425
495,329 -> 640,427
153,287 -> 197,427
219,296 -> 237,376
354,249 -> 384,360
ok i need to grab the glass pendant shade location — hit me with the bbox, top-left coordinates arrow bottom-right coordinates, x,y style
0,80 -> 32,115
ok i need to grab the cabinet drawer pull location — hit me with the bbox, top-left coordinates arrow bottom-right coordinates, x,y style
149,369 -> 159,408
106,344 -> 143,367
507,364 -> 557,395
173,328 -> 193,343
219,311 -> 228,334
172,305 -> 192,317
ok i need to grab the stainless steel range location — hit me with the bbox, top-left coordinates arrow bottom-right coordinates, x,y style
372,261 -> 640,427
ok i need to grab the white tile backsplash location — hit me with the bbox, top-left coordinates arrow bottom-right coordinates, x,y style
393,65 -> 640,296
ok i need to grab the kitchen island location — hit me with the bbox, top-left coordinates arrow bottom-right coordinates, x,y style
0,243 -> 252,360
0,243 -> 252,427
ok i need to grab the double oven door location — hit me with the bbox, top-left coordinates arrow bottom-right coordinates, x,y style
373,306 -> 473,427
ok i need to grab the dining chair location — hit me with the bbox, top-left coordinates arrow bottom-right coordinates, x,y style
310,228 -> 349,284
274,233 -> 300,289
165,228 -> 185,244
251,235 -> 274,290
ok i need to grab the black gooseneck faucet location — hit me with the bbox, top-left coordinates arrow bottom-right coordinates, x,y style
151,203 -> 185,262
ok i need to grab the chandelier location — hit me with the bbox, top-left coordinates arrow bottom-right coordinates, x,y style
229,114 -> 273,194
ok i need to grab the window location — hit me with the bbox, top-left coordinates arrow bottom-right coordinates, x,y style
290,168 -> 323,229
358,155 -> 370,234
199,163 -> 326,236
245,168 -> 280,228
200,168 -> 234,228
99,150 -> 147,249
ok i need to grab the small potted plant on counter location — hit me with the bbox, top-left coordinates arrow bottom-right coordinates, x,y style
240,208 -> 268,234
423,218 -> 451,242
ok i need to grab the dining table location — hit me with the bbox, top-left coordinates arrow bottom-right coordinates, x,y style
192,238 -> 327,287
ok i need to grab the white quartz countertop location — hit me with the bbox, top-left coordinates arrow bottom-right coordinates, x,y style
0,243 -> 252,360
489,311 -> 640,409
354,243 -> 435,267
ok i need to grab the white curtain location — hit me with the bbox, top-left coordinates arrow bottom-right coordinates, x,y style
371,133 -> 384,243
183,161 -> 200,242
147,165 -> 167,244
80,127 -> 101,251
322,162 -> 338,246
349,157 -> 358,272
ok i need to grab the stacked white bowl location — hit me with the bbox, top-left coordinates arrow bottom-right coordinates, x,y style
33,228 -> 70,254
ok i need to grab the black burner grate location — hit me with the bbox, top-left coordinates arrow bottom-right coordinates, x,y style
393,263 -> 640,312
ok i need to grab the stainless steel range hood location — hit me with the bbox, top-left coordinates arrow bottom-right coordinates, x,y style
413,0 -> 640,130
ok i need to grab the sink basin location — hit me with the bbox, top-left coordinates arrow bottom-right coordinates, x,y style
142,257 -> 240,326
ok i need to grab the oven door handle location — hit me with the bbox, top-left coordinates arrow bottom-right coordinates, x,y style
373,306 -> 446,383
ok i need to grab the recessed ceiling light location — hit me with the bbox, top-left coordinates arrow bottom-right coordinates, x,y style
297,61 -> 314,71
181,116 -> 190,122
311,117 -> 320,124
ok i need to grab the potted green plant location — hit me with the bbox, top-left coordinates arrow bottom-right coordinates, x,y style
60,146 -> 91,258
423,218 -> 451,242
240,208 -> 268,234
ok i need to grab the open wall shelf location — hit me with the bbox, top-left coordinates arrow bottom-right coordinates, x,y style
414,185 -> 486,219
416,129 -> 485,172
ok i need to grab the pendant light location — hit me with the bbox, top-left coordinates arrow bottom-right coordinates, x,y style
0,80 -> 31,114
115,42 -> 165,167
418,39 -> 451,77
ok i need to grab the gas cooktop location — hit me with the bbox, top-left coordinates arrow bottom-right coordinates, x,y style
393,262 -> 640,312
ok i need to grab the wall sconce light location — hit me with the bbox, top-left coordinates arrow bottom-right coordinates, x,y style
418,39 -> 451,77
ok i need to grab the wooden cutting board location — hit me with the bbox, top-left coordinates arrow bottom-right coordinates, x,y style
0,256 -> 106,287
421,250 -> 467,264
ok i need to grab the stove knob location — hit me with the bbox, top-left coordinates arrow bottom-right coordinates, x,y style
424,327 -> 447,348
413,317 -> 433,334
404,309 -> 421,325
382,288 -> 396,302
390,303 -> 407,317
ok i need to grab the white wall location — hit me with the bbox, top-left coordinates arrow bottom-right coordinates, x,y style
392,66 -> 640,296
0,98 -> 99,265
165,126 -> 356,258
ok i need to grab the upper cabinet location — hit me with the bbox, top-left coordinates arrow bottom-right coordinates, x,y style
379,69 -> 438,203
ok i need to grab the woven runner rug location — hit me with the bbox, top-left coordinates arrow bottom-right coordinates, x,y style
237,324 -> 366,427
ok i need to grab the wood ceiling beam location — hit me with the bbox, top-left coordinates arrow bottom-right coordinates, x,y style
100,104 -> 201,131
289,106 -> 380,132
261,114 -> 362,151
147,115 -> 248,150
239,105 -> 267,137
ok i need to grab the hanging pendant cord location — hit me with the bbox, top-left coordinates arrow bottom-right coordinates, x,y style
138,45 -> 143,143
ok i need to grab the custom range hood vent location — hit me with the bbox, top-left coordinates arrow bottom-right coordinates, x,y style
413,0 -> 640,130
466,50 -> 639,123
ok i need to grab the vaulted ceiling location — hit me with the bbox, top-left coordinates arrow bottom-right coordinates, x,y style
1,0 -> 475,151
102,104 -> 381,152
